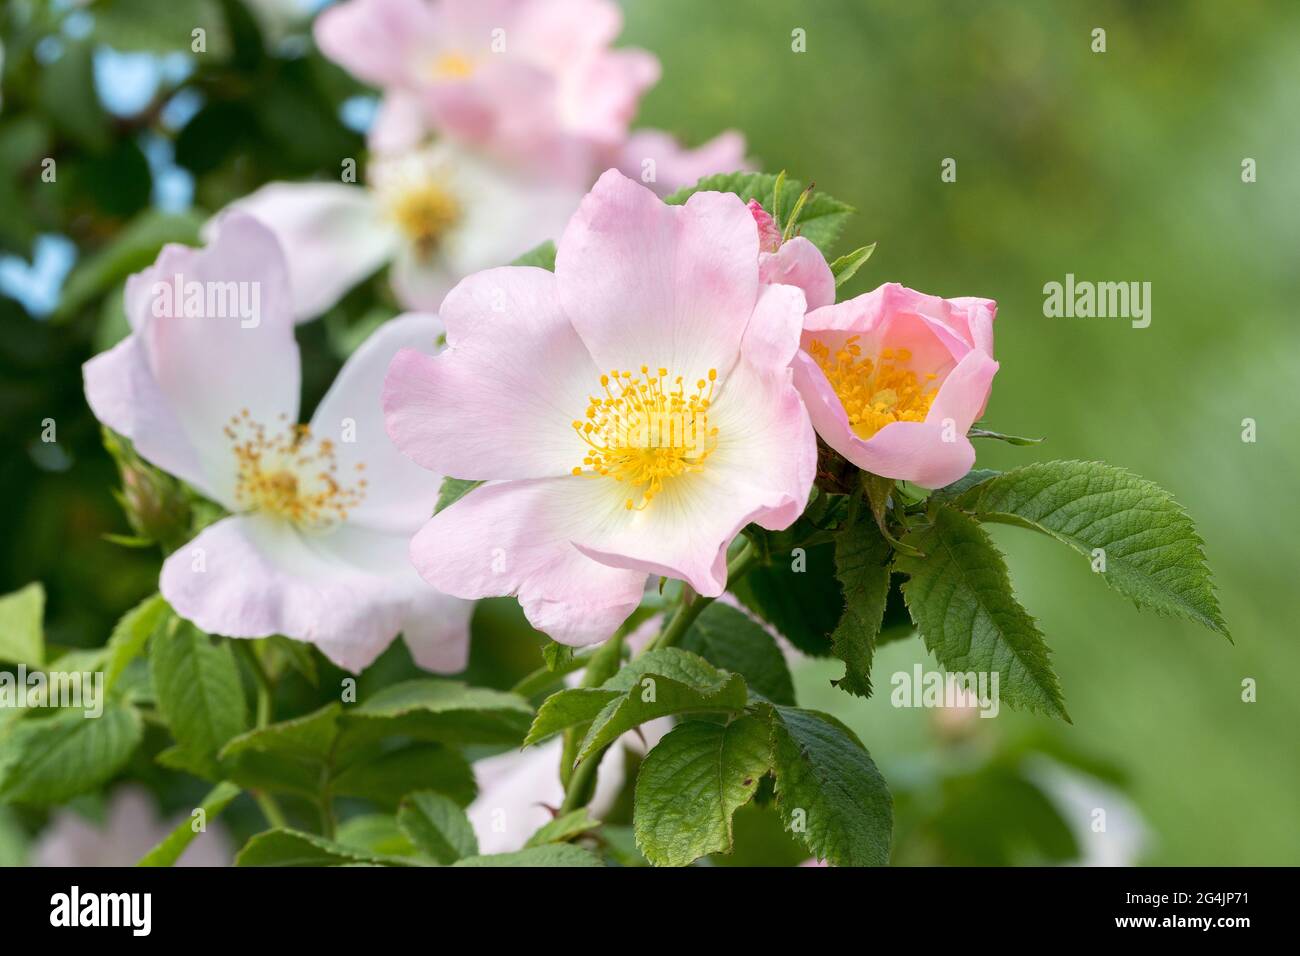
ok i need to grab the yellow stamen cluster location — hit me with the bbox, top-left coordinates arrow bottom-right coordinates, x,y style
430,51 -> 474,79
226,411 -> 366,531
808,338 -> 938,439
388,181 -> 461,251
572,366 -> 719,511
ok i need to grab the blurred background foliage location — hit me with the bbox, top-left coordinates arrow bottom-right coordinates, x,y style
0,0 -> 1295,865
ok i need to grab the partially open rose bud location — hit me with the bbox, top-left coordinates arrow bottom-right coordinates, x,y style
793,283 -> 998,488
103,428 -> 192,552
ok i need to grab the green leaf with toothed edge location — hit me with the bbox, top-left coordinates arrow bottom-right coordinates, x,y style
235,828 -> 415,867
763,704 -> 893,867
434,477 -> 483,514
346,679 -> 533,746
680,602 -> 795,705
150,617 -> 249,775
452,844 -> 604,867
524,808 -> 601,848
0,582 -> 44,667
634,716 -> 773,867
829,243 -> 877,288
954,460 -> 1229,638
397,790 -> 478,864
665,171 -> 854,254
894,506 -> 1070,721
509,240 -> 556,270
104,593 -> 168,692
0,705 -> 143,805
523,649 -> 749,760
829,517 -> 892,697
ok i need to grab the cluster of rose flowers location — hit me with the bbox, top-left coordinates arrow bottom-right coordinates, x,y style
83,0 -> 997,686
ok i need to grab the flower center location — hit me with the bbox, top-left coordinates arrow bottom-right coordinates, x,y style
572,366 -> 719,511
429,51 -> 474,79
226,411 -> 366,531
387,181 -> 461,251
808,338 -> 938,439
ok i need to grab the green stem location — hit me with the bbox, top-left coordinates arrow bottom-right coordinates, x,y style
559,750 -> 603,814
558,539 -> 763,813
253,791 -> 287,829
235,640 -> 274,727
233,640 -> 288,829
645,539 -> 760,654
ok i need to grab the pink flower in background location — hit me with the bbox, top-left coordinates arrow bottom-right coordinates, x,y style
32,786 -> 232,867
748,198 -> 836,312
612,128 -> 751,198
83,215 -> 473,673
793,283 -> 998,488
315,0 -> 659,174
384,170 -> 816,645
217,142 -> 585,321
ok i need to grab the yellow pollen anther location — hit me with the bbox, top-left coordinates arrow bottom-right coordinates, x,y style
388,182 -> 460,250
226,415 -> 365,532
430,51 -> 474,79
808,337 -> 938,439
571,365 -> 720,510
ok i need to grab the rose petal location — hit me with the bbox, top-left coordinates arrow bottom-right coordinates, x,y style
384,266 -> 598,481
408,478 -> 648,645
556,170 -> 759,381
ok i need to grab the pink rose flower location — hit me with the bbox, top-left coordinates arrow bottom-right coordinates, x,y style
217,142 -> 585,321
383,170 -> 817,645
83,214 -> 473,672
792,283 -> 999,488
612,128 -> 750,198
315,0 -> 659,172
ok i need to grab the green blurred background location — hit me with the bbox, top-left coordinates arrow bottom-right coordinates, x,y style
1,0 -> 1296,864
621,0 -> 1300,865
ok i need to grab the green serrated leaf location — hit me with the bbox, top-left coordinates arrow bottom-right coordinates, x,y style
729,541 -> 843,656
451,844 -> 603,867
680,602 -> 795,705
346,679 -> 532,746
895,506 -> 1069,720
955,460 -> 1229,637
138,781 -> 240,867
525,649 -> 750,760
335,815 -> 418,858
524,688 -> 620,746
150,618 -> 250,774
0,582 -> 44,667
397,790 -> 478,863
931,468 -> 1002,503
434,477 -> 483,515
220,703 -> 341,766
509,240 -> 557,270
830,518 -> 892,697
634,716 -> 772,866
764,705 -> 892,866
0,705 -> 143,804
235,828 -> 412,867
331,743 -> 475,809
665,171 -> 853,254
541,640 -> 574,671
576,669 -> 747,763
524,808 -> 600,848
104,593 -> 168,692
829,243 -> 876,288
